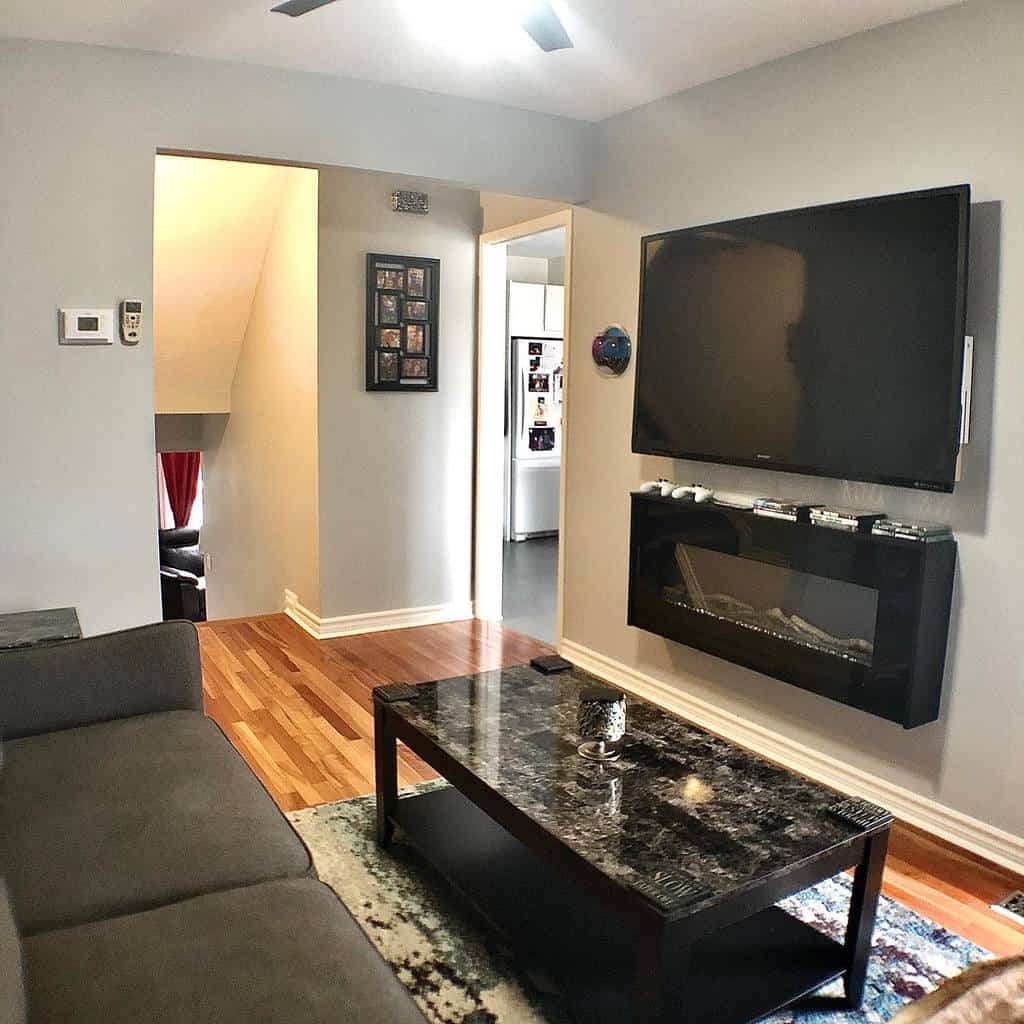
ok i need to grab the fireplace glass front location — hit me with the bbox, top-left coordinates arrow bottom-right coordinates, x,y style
662,544 -> 878,667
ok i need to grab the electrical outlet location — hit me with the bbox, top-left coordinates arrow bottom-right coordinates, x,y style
203,552 -> 213,574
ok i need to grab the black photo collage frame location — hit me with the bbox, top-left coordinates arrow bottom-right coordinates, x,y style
366,253 -> 440,391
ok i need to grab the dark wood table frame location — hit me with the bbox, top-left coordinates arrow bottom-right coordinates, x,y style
374,688 -> 890,1023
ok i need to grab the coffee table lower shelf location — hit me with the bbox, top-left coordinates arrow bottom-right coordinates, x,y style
390,786 -> 850,1024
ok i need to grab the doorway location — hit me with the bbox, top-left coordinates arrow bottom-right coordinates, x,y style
156,450 -> 206,622
476,211 -> 572,647
152,154 -> 319,622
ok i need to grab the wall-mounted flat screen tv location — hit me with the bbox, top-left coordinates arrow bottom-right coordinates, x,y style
632,185 -> 970,492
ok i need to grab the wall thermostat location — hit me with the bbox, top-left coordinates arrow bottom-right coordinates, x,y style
119,299 -> 143,345
59,308 -> 113,345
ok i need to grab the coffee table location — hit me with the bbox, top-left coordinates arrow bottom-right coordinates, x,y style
374,665 -> 891,1023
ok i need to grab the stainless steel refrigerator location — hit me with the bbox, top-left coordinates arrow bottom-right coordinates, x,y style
509,336 -> 563,541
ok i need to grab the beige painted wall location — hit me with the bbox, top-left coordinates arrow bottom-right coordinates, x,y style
480,192 -> 569,234
202,167 -> 320,618
564,0 -> 1024,836
317,167 -> 480,619
154,157 -> 290,413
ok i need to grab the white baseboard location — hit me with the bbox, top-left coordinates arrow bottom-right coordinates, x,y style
560,638 -> 1024,876
283,590 -> 474,640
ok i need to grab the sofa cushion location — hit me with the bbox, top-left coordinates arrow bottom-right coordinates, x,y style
0,879 -> 26,1024
0,711 -> 311,934
23,878 -> 426,1024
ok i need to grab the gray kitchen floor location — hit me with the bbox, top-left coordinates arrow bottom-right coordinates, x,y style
502,536 -> 558,645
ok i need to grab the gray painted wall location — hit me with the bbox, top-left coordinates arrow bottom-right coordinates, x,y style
0,38 -> 592,634
563,0 -> 1024,834
154,414 -> 223,453
317,167 -> 479,619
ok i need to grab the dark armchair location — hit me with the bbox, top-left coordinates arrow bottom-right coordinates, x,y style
159,527 -> 207,622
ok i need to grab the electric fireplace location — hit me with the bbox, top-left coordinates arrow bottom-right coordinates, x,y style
627,493 -> 955,727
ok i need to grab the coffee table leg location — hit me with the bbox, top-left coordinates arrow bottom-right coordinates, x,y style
373,697 -> 398,848
633,920 -> 672,1024
843,829 -> 889,1007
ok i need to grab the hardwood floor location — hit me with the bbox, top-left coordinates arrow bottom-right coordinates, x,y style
198,614 -> 1024,957
199,614 -> 551,809
884,823 -> 1024,955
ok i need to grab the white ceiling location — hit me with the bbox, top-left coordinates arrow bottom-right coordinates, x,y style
1,0 -> 961,121
509,227 -> 565,260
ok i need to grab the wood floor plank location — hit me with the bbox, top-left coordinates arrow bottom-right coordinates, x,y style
295,683 -> 362,740
320,751 -> 370,797
198,614 -> 1022,956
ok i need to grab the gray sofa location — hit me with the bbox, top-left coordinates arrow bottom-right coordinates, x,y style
0,621 -> 425,1024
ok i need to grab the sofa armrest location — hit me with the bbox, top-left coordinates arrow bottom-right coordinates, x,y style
0,621 -> 204,740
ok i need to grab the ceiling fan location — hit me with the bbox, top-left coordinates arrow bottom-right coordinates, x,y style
270,0 -> 573,52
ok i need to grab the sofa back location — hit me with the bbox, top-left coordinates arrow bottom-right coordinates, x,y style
0,878 -> 26,1024
0,622 -> 204,741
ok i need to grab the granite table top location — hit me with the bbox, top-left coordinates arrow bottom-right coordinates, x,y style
0,607 -> 81,650
388,664 -> 891,915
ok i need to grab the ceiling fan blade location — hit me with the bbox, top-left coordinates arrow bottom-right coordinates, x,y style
521,1 -> 573,52
271,0 -> 339,16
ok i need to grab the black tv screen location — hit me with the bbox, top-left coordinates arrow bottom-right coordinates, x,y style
632,185 -> 970,491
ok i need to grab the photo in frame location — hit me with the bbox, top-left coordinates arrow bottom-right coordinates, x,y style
378,293 -> 399,325
401,357 -> 429,379
377,268 -> 405,290
405,323 -> 426,354
407,266 -> 426,297
366,253 -> 440,391
378,350 -> 400,382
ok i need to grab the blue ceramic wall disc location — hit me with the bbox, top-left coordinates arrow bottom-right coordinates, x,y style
592,326 -> 631,375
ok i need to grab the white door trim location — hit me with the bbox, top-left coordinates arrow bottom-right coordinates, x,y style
475,209 -> 573,643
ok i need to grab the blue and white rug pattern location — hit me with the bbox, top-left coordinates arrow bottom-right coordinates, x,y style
290,785 -> 988,1024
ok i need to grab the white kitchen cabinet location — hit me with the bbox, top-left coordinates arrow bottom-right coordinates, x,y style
544,284 -> 565,334
508,281 -> 546,336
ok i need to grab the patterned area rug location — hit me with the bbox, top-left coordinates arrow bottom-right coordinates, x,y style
289,784 -> 989,1024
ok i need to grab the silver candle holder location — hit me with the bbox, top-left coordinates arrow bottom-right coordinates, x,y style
577,687 -> 627,762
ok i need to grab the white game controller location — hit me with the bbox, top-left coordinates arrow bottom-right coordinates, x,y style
640,479 -> 676,497
671,484 -> 714,503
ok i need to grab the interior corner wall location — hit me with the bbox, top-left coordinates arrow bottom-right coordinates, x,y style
0,38 -> 591,636
316,167 -> 480,621
563,0 -> 1024,837
202,168 -> 320,619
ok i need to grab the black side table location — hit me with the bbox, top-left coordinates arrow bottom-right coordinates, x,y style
0,608 -> 82,651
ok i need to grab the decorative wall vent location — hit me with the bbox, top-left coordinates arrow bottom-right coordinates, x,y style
391,190 -> 430,215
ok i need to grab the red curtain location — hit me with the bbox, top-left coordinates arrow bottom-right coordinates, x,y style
160,452 -> 201,528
